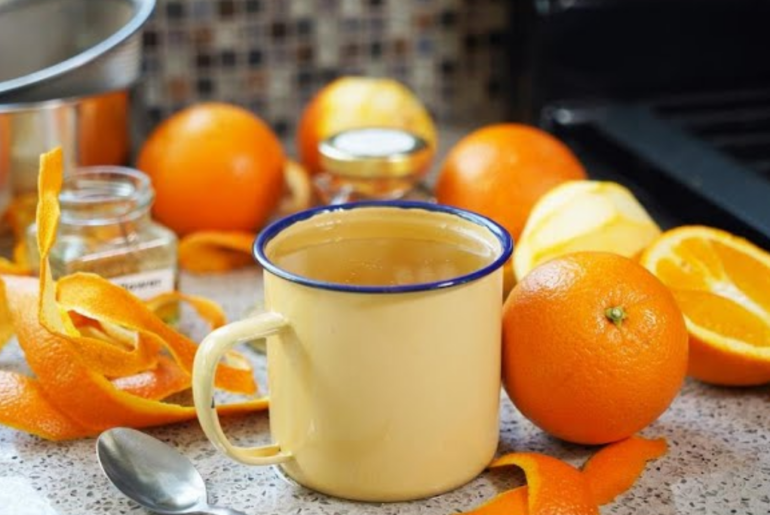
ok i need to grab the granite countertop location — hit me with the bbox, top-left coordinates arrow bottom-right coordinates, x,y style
2,126 -> 769,514
1,267 -> 769,515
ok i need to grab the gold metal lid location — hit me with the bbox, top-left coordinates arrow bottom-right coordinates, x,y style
319,127 -> 433,179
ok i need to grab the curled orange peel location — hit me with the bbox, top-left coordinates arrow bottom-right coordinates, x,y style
0,147 -> 268,440
488,453 -> 599,515
465,436 -> 667,515
0,369 -> 89,441
146,291 -> 227,330
462,487 -> 528,515
112,356 -> 191,401
178,231 -> 256,273
582,435 -> 668,505
56,274 -> 255,394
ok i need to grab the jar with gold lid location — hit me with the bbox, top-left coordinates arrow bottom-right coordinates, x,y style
26,166 -> 178,301
314,127 -> 434,204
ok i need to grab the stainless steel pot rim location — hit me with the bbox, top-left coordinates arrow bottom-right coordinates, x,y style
0,0 -> 155,97
0,88 -> 127,113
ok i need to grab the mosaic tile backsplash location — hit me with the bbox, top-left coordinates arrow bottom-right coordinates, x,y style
139,0 -> 512,141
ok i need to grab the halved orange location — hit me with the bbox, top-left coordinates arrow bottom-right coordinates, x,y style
641,225 -> 770,385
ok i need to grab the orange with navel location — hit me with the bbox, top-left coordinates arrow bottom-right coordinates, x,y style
502,252 -> 688,445
137,102 -> 285,236
297,76 -> 437,175
435,124 -> 587,242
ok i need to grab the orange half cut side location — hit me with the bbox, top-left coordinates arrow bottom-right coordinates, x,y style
641,225 -> 770,385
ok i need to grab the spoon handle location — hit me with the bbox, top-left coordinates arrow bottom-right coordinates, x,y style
198,506 -> 249,515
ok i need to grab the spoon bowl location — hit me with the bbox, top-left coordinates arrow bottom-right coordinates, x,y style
97,427 -> 245,515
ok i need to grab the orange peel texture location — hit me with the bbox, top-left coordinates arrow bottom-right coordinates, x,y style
486,453 -> 599,515
178,231 -> 256,273
0,369 -> 89,441
0,147 -> 268,440
464,436 -> 667,515
582,435 -> 668,505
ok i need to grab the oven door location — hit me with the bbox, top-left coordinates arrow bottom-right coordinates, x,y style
509,0 -> 770,249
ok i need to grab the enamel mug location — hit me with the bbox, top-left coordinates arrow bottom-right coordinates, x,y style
192,201 -> 513,502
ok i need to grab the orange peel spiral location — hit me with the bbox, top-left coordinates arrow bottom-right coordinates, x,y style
0,147 -> 268,440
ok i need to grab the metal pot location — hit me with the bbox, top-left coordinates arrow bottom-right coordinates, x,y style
0,0 -> 155,102
0,0 -> 155,217
0,91 -> 131,203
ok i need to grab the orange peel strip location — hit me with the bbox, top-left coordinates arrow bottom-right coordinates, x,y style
112,355 -> 191,400
465,436 -> 668,515
178,231 -> 256,273
33,150 -> 251,393
0,370 -> 91,441
56,274 -> 255,394
62,328 -> 163,378
463,487 -> 528,515
146,291 -> 227,330
5,274 -> 267,434
487,452 -> 599,515
582,436 -> 668,505
0,147 -> 268,440
10,274 -> 190,430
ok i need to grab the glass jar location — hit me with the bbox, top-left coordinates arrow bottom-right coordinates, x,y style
26,166 -> 178,301
314,127 -> 434,204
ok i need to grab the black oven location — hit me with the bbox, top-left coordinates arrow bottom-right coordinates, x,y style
508,0 -> 770,249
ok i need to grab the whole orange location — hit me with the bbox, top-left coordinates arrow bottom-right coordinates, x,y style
502,251 -> 688,445
137,103 -> 285,235
435,124 -> 587,241
296,76 -> 437,175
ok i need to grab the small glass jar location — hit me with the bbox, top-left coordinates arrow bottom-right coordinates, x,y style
26,166 -> 178,301
314,127 -> 434,204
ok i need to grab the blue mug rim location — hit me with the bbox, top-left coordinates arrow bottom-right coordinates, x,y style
253,200 -> 514,294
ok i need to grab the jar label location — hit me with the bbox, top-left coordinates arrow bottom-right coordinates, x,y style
111,269 -> 177,300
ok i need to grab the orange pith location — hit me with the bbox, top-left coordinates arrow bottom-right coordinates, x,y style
502,252 -> 688,444
641,225 -> 770,385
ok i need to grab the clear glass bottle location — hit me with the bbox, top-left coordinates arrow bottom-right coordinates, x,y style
314,127 -> 435,204
26,166 -> 178,301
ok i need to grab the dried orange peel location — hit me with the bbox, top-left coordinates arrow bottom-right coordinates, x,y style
464,435 -> 667,515
0,147 -> 268,441
178,231 -> 256,273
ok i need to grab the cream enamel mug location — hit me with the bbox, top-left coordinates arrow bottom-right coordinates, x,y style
192,201 -> 513,502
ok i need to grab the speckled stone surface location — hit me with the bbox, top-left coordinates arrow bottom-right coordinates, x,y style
2,125 -> 770,514
2,267 -> 770,515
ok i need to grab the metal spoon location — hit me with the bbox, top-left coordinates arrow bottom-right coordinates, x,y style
96,427 -> 246,515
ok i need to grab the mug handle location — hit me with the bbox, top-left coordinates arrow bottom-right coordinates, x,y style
193,312 -> 292,465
